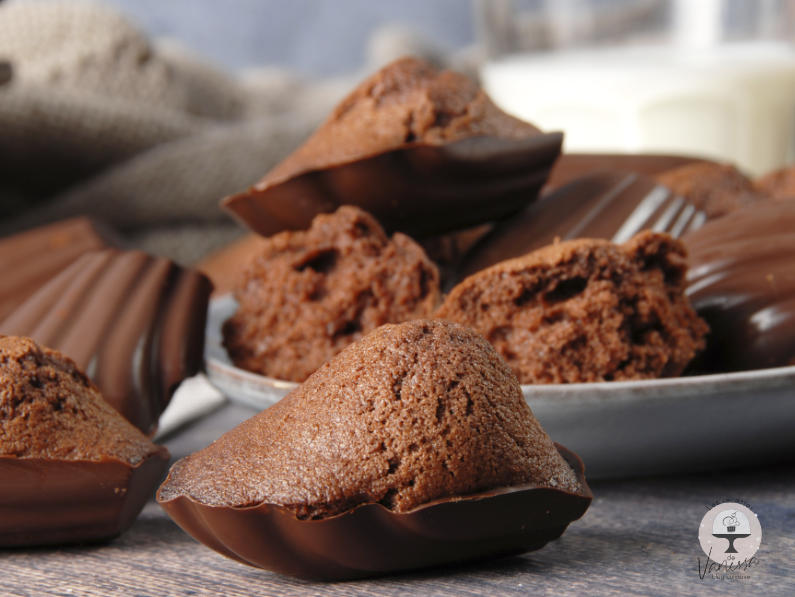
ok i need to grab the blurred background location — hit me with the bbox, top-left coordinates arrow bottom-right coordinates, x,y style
1,0 -> 794,263
39,0 -> 795,75
97,0 -> 477,76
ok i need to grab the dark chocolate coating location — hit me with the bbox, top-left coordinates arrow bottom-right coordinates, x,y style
684,200 -> 795,372
0,217 -> 111,320
223,133 -> 563,239
545,153 -> 707,193
0,249 -> 213,434
459,171 -> 704,278
0,453 -> 168,547
157,444 -> 591,581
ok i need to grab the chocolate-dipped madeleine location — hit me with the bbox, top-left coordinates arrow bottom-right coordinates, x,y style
460,170 -> 706,278
545,152 -> 708,192
159,320 -> 591,580
0,336 -> 169,547
755,163 -> 795,200
684,199 -> 795,372
655,161 -> 764,219
439,232 -> 708,384
223,56 -> 562,238
0,249 -> 212,434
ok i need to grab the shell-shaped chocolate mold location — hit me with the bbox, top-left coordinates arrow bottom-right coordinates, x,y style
0,217 -> 111,319
0,249 -> 212,434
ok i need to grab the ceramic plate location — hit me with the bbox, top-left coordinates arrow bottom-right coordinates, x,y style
204,295 -> 298,410
205,295 -> 795,479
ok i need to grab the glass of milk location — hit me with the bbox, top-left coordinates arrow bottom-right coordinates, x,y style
476,0 -> 795,176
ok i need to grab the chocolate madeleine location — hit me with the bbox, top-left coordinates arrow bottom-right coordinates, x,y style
655,162 -> 764,219
223,206 -> 440,382
159,320 -> 591,580
459,171 -> 705,278
439,232 -> 708,384
0,336 -> 169,547
755,163 -> 795,200
546,152 -> 707,192
223,57 -> 561,239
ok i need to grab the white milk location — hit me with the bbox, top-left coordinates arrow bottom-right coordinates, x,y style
481,42 -> 795,176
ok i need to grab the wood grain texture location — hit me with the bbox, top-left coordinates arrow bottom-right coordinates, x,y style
2,404 -> 794,596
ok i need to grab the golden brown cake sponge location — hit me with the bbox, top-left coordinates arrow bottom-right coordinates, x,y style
223,206 -> 440,382
0,336 -> 164,464
263,56 -> 540,185
437,232 -> 708,384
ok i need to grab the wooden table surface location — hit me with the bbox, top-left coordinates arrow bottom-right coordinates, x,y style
3,403 -> 794,597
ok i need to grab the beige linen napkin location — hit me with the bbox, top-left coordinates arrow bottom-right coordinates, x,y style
0,0 -> 461,265
0,0 -> 349,262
